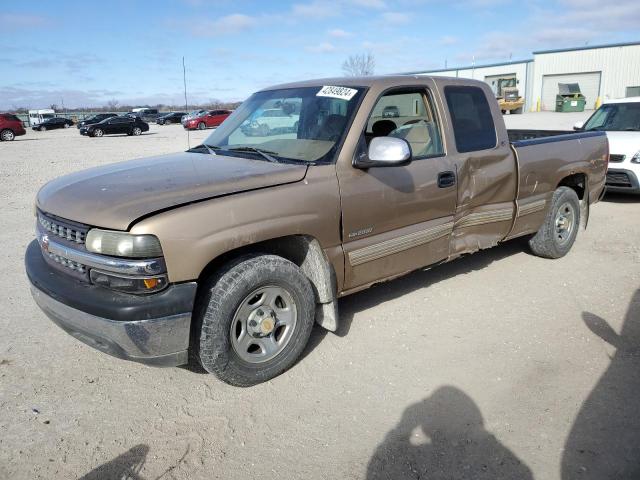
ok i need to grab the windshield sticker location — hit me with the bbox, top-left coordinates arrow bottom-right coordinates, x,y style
316,86 -> 358,100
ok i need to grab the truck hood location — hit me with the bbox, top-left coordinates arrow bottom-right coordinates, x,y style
37,152 -> 308,230
605,131 -> 640,158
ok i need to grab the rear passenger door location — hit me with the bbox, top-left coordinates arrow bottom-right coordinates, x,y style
443,84 -> 517,256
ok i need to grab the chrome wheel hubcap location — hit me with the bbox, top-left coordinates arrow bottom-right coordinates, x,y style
555,202 -> 575,245
230,286 -> 297,363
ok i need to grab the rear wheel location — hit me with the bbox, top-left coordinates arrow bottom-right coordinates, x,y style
132,126 -> 142,136
197,121 -> 206,130
194,255 -> 315,386
529,187 -> 580,259
63,123 -> 70,128
0,129 -> 15,141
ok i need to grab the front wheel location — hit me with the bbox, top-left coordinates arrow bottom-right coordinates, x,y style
529,187 -> 580,259
197,122 -> 206,130
39,126 -> 46,131
195,255 -> 315,386
92,128 -> 103,137
0,129 -> 15,141
164,119 -> 171,125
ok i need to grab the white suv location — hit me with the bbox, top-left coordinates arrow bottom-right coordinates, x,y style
576,97 -> 640,193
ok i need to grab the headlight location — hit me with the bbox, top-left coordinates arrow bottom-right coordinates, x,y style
631,151 -> 640,164
85,229 -> 163,258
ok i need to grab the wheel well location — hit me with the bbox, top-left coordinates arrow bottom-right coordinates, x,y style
558,173 -> 587,200
196,235 -> 339,329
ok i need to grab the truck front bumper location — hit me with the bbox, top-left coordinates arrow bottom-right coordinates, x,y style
26,240 -> 197,367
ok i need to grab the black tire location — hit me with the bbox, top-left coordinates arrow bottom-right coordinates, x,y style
40,126 -> 46,131
92,128 -> 103,137
164,119 -> 171,125
197,122 -> 206,130
0,129 -> 15,141
529,187 -> 580,259
195,255 -> 315,386
63,123 -> 70,128
132,126 -> 142,136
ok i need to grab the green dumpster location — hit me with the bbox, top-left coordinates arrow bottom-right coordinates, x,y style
555,83 -> 586,112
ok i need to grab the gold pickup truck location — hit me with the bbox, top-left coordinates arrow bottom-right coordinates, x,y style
26,76 -> 608,386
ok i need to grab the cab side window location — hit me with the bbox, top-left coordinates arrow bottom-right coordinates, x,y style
444,86 -> 497,152
365,89 -> 444,158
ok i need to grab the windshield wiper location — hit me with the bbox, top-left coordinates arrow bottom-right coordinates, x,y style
227,146 -> 280,163
187,143 -> 221,155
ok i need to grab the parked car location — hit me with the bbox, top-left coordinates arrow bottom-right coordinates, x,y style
80,116 -> 149,137
382,105 -> 400,117
156,112 -> 187,125
77,113 -> 117,129
0,113 -> 26,141
574,97 -> 640,193
32,117 -> 74,131
241,108 -> 299,136
183,109 -> 231,130
26,76 -> 607,386
126,108 -> 160,122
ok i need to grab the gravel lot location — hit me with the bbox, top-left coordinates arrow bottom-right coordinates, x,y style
1,114 -> 638,480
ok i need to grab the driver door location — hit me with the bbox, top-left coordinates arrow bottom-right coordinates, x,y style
337,86 -> 458,291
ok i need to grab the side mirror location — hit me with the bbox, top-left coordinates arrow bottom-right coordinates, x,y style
355,136 -> 412,168
573,121 -> 584,131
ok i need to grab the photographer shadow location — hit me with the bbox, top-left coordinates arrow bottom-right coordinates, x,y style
367,386 -> 533,480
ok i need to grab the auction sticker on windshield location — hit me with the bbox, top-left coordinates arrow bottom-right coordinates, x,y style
316,86 -> 358,100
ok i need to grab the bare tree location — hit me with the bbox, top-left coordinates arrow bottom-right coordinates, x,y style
342,53 -> 375,76
105,99 -> 119,111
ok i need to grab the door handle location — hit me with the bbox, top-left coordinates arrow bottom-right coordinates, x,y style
437,171 -> 456,188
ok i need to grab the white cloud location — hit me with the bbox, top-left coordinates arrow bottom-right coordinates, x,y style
439,35 -> 458,46
292,1 -> 339,18
349,0 -> 386,8
306,42 -> 337,53
187,13 -> 256,36
380,12 -> 410,25
328,28 -> 353,38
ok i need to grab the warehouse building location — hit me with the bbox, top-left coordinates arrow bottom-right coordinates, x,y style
406,40 -> 640,112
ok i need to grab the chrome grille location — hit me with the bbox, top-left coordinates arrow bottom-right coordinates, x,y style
609,154 -> 626,163
45,250 -> 86,273
38,212 -> 87,244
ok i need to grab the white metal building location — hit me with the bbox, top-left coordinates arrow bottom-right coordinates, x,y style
405,40 -> 640,112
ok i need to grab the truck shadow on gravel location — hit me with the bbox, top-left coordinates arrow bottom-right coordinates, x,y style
602,192 -> 640,203
328,236 -> 530,341
561,289 -> 640,479
79,444 -> 149,480
366,386 -> 533,480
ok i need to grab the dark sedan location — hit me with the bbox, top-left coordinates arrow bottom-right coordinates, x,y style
77,113 -> 117,129
156,112 -> 187,125
80,116 -> 149,137
32,117 -> 74,131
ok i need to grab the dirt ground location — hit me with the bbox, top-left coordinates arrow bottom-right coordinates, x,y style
1,114 -> 638,479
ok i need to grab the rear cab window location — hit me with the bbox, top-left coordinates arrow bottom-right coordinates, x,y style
444,86 -> 497,152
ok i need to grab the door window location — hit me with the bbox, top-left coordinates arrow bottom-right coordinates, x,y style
366,89 -> 444,158
444,86 -> 497,153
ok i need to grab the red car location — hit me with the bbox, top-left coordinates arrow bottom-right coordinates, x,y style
0,113 -> 26,141
183,109 -> 231,130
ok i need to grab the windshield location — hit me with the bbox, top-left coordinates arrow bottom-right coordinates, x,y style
202,85 -> 364,163
583,102 -> 640,131
42,113 -> 55,119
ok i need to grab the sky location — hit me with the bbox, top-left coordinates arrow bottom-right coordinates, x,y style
1,0 -> 639,109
